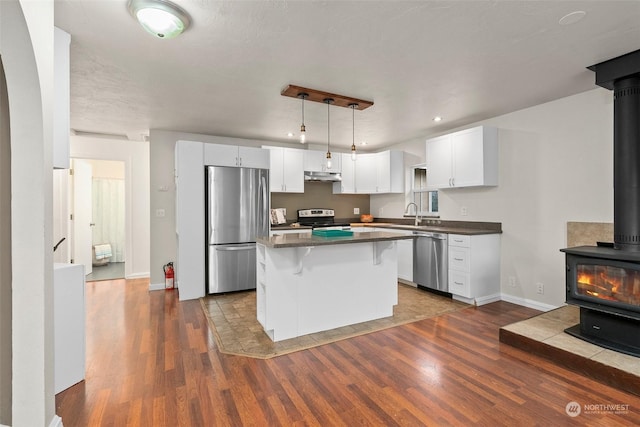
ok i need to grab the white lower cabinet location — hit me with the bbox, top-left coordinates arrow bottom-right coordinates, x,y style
448,233 -> 500,305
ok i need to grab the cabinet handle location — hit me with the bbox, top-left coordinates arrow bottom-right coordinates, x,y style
448,178 -> 452,187
454,258 -> 464,261
454,239 -> 464,243
452,177 -> 455,187
239,157 -> 243,166
235,157 -> 239,166
454,281 -> 463,286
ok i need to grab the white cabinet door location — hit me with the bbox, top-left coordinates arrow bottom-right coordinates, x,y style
376,151 -> 392,193
375,150 -> 404,193
268,147 -> 285,192
355,153 -> 377,193
268,147 -> 304,193
396,234 -> 413,282
303,150 -> 325,172
334,153 -> 355,193
239,146 -> 269,169
426,126 -> 498,190
283,148 -> 304,192
204,143 -> 238,167
426,134 -> 452,190
451,127 -> 484,188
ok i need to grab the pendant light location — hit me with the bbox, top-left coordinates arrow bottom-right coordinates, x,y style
324,98 -> 334,169
349,103 -> 358,161
298,92 -> 308,143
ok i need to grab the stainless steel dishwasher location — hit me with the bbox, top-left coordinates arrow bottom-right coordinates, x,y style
413,232 -> 449,292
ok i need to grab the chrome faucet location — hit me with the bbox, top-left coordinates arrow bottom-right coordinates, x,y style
404,202 -> 421,226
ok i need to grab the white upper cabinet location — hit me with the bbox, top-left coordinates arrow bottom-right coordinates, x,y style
333,153 -> 356,194
266,147 -> 304,193
333,150 -> 404,194
426,126 -> 498,190
203,143 -> 269,169
53,27 -> 71,169
354,153 -> 378,193
303,149 -> 342,173
375,150 -> 404,193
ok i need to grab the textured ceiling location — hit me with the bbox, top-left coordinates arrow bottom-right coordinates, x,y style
54,0 -> 640,149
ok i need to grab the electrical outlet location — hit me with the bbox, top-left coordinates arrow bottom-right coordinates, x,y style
155,208 -> 165,218
354,207 -> 360,214
536,282 -> 544,294
508,276 -> 516,287
461,206 -> 468,216
379,208 -> 384,216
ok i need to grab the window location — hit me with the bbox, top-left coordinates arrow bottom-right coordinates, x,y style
411,164 -> 438,215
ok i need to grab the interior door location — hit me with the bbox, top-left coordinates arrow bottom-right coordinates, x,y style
72,159 -> 93,275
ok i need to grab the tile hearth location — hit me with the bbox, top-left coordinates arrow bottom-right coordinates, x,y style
500,305 -> 640,397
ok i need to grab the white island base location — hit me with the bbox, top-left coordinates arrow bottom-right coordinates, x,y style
256,240 -> 398,342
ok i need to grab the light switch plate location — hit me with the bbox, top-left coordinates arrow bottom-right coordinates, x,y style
354,208 -> 360,214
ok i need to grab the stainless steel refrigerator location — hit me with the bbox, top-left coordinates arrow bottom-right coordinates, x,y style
206,166 -> 269,293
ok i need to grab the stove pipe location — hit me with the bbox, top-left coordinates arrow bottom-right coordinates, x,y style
613,76 -> 640,250
589,50 -> 640,251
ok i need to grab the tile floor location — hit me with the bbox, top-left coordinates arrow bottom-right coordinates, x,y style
501,305 -> 640,377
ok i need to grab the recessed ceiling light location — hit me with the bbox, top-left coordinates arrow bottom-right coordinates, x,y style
128,0 -> 191,39
559,11 -> 586,26
360,141 -> 367,146
433,116 -> 442,122
287,132 -> 294,138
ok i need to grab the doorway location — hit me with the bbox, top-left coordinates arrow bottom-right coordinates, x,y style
71,158 -> 126,281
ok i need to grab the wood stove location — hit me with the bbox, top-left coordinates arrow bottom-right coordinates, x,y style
562,246 -> 640,356
561,49 -> 640,357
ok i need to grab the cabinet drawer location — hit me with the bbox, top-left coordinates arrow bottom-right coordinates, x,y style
449,270 -> 471,298
449,246 -> 470,271
449,234 -> 470,247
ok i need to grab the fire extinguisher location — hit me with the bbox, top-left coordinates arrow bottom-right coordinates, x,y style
163,262 -> 174,289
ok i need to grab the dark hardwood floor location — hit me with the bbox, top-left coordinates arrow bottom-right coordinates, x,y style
56,279 -> 640,426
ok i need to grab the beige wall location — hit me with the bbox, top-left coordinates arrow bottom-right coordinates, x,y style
85,159 -> 125,180
272,182 -> 370,221
0,55 -> 12,426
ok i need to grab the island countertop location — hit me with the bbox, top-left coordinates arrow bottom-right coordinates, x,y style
257,231 -> 414,248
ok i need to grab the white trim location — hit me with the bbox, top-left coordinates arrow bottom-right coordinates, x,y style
500,293 -> 559,312
49,415 -> 64,427
149,282 -> 165,291
125,272 -> 150,280
474,293 -> 502,306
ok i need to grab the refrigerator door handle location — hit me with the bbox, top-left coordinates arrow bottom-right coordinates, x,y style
260,174 -> 269,235
213,245 -> 254,252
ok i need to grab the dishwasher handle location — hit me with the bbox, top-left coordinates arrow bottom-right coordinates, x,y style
412,231 -> 448,240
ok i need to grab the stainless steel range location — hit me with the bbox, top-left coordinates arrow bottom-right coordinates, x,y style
297,209 -> 350,229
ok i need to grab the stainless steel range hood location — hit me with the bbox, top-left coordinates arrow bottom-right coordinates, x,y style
304,171 -> 342,182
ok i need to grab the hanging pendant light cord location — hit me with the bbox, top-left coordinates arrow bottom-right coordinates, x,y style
327,100 -> 330,153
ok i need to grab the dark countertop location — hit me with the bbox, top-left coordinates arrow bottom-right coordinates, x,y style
350,223 -> 501,236
270,221 -> 502,236
257,231 -> 415,248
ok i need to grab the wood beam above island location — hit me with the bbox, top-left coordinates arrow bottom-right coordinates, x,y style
256,231 -> 415,342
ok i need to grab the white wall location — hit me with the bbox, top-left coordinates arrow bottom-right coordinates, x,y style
1,0 -> 57,425
71,136 -> 150,279
373,88 -> 614,310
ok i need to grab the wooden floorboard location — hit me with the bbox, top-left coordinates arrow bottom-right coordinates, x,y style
56,279 -> 640,426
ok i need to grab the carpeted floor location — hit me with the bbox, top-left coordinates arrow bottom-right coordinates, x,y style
200,283 -> 470,359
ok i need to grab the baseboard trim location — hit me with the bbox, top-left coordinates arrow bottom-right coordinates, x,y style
125,272 -> 150,280
149,283 -> 165,291
475,293 -> 501,306
49,414 -> 64,427
500,293 -> 559,312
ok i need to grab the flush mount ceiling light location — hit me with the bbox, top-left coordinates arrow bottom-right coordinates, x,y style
433,116 -> 443,122
128,0 -> 191,39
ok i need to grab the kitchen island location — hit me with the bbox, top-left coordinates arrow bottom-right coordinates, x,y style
256,231 -> 414,341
